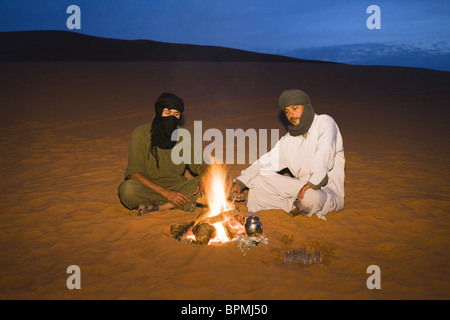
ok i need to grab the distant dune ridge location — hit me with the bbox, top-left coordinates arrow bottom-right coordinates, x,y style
2,31 -> 448,72
0,29 -> 449,300
0,30 -> 321,63
282,41 -> 450,72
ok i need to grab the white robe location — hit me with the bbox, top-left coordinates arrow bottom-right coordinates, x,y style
235,114 -> 345,220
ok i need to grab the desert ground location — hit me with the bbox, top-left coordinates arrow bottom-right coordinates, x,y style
0,60 -> 449,300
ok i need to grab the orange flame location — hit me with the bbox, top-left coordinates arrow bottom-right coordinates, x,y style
195,161 -> 234,245
204,162 -> 234,217
202,161 -> 235,245
180,161 -> 245,245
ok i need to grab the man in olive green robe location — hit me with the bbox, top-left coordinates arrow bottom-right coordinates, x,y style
118,93 -> 206,214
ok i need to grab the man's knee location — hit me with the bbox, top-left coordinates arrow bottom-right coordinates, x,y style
295,189 -> 327,216
118,179 -> 140,209
304,188 -> 327,205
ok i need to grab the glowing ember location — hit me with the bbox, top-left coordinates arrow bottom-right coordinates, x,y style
207,222 -> 230,245
227,217 -> 246,234
183,228 -> 196,242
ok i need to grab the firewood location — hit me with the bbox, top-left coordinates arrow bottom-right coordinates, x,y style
224,220 -> 235,237
195,208 -> 240,225
223,221 -> 235,239
192,223 -> 216,245
170,221 -> 194,240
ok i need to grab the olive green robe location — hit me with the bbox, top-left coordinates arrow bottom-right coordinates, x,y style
118,122 -> 204,211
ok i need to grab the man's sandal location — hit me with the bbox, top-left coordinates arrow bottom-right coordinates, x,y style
137,203 -> 159,216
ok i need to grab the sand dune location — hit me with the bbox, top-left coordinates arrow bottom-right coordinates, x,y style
0,60 -> 449,300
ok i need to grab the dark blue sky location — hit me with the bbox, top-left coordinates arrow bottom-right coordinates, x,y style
1,0 -> 449,70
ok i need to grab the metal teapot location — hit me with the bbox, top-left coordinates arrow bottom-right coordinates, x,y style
245,215 -> 263,237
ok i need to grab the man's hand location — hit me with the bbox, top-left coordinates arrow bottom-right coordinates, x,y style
130,172 -> 190,208
161,189 -> 189,207
298,184 -> 311,200
229,183 -> 242,198
194,179 -> 205,195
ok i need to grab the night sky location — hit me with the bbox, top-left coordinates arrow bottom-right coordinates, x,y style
1,0 -> 449,71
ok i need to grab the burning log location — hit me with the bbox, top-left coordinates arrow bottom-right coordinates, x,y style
195,208 -> 240,226
170,207 -> 248,245
223,217 -> 244,239
170,221 -> 217,245
192,223 -> 216,245
170,221 -> 194,241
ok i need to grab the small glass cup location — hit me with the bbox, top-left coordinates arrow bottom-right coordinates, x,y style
313,250 -> 322,263
304,252 -> 312,265
298,248 -> 306,262
284,251 -> 291,264
292,250 -> 301,263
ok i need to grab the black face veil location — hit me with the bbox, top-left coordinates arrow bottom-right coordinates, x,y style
149,93 -> 185,168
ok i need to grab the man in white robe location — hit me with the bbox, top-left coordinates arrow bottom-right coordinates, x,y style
230,89 -> 345,220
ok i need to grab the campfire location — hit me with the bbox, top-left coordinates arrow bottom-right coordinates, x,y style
170,162 -> 261,245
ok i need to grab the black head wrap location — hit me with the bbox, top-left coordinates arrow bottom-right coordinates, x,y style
279,89 -> 315,137
149,93 -> 185,168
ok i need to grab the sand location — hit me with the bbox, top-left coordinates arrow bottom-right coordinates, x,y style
0,61 -> 449,300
